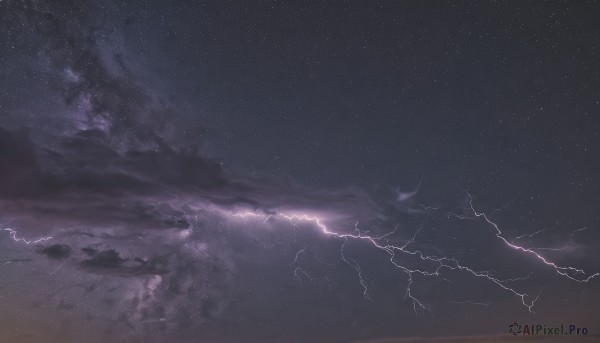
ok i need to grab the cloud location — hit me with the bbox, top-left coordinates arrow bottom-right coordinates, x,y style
37,244 -> 72,259
79,248 -> 170,277
81,248 -> 127,269
0,122 -> 382,239
1,0 -> 382,238
0,1 -> 388,337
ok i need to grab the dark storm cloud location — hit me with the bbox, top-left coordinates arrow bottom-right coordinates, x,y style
0,125 -> 229,234
37,243 -> 71,259
0,124 -> 380,239
45,128 -> 227,194
1,0 -> 383,241
82,248 -> 127,269
79,248 -> 170,276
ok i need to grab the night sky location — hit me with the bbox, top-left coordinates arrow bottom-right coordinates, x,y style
1,1 -> 600,342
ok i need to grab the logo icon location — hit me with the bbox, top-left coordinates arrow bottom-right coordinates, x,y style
509,322 -> 522,335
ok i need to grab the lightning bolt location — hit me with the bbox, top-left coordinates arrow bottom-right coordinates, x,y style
3,193 -> 596,316
2,227 -> 53,245
290,245 -> 314,282
511,228 -> 547,243
465,193 -> 600,283
231,192 -> 599,314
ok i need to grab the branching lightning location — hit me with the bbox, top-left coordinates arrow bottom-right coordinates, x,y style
231,192 -> 599,314
2,193 -> 596,317
465,193 -> 599,283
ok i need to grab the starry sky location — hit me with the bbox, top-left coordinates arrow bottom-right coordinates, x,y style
1,1 -> 600,342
